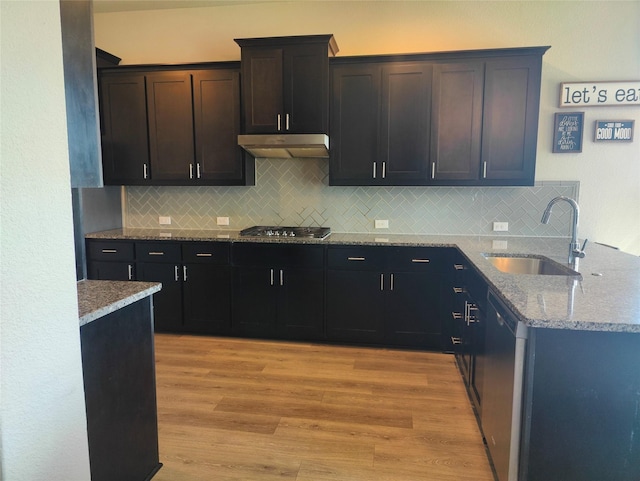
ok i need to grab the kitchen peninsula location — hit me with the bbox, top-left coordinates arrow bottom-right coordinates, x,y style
78,279 -> 162,481
86,228 -> 640,481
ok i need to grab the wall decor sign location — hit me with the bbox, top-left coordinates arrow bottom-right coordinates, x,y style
560,81 -> 640,107
594,120 -> 635,142
553,112 -> 584,153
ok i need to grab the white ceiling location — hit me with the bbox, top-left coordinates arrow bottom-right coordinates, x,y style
93,0 -> 279,14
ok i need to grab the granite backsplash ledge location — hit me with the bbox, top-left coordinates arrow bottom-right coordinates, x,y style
124,158 -> 579,238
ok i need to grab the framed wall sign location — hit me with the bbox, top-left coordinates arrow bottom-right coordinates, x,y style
553,112 -> 584,153
594,120 -> 634,142
560,81 -> 640,107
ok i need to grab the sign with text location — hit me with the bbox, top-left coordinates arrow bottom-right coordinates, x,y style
560,81 -> 640,107
553,112 -> 584,153
594,120 -> 635,142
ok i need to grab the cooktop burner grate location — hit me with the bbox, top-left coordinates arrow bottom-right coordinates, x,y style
239,226 -> 331,240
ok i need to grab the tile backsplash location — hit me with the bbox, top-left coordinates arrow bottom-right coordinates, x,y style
124,158 -> 579,238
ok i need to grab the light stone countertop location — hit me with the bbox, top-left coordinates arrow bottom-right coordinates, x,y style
77,279 -> 161,327
86,228 -> 640,333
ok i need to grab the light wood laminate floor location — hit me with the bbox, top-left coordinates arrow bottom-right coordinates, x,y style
152,334 -> 495,481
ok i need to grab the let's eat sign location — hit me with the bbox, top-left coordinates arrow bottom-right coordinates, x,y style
560,81 -> 640,107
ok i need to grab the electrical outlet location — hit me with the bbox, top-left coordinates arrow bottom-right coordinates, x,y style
492,240 -> 509,250
493,221 -> 509,232
159,216 -> 171,225
374,219 -> 389,229
216,216 -> 230,226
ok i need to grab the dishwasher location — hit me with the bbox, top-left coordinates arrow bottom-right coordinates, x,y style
481,291 -> 528,481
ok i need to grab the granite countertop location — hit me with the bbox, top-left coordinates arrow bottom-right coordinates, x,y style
77,279 -> 162,327
87,228 -> 640,333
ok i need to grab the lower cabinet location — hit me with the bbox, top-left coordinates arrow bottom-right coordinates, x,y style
86,240 -> 135,280
231,243 -> 325,340
326,245 -> 443,349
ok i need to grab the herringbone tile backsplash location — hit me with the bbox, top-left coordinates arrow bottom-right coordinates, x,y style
125,158 -> 578,238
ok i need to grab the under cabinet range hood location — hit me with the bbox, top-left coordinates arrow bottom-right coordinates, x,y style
237,134 -> 330,159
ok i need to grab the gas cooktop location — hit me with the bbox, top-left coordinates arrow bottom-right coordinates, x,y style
239,226 -> 331,240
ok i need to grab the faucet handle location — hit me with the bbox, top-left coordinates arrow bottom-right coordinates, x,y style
573,239 -> 588,258
581,238 -> 588,251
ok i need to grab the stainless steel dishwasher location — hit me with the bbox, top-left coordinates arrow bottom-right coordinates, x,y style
481,291 -> 528,481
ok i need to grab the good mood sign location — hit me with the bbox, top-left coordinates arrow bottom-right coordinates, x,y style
560,81 -> 640,107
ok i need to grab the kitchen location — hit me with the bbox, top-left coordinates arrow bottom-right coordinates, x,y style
1,2 -> 639,481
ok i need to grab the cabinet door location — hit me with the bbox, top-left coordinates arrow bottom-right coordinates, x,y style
241,48 -> 283,133
88,261 -> 134,281
284,44 -> 329,133
232,266 -> 278,337
183,264 -> 231,334
100,74 -> 149,184
192,69 -> 244,182
277,268 -> 324,340
430,62 -> 484,182
380,63 -> 432,184
146,71 -> 195,180
329,63 -> 381,185
137,262 -> 183,332
482,56 -> 541,184
326,270 -> 385,343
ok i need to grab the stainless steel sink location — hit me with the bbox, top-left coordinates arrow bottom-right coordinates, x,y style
483,254 -> 581,276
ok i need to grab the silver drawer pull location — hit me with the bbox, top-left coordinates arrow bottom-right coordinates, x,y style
411,258 -> 430,263
454,264 -> 465,270
452,312 -> 463,320
453,287 -> 464,294
347,257 -> 366,261
101,249 -> 117,253
451,337 -> 462,345
148,251 -> 164,256
196,253 -> 213,257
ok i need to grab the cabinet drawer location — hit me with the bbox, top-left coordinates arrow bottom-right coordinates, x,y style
232,243 -> 324,268
388,247 -> 439,271
327,246 -> 386,270
182,242 -> 229,264
135,242 -> 181,263
87,240 -> 135,261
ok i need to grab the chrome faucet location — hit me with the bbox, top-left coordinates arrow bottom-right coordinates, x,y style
541,196 -> 587,265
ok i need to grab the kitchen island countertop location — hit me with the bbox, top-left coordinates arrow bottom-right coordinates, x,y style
86,228 -> 640,333
77,279 -> 161,327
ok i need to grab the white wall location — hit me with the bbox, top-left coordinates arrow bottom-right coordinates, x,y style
0,2 -> 92,480
94,1 -> 640,254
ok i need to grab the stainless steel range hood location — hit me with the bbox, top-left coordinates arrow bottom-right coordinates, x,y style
238,134 -> 329,159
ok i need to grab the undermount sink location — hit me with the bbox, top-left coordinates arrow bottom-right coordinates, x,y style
483,254 -> 581,277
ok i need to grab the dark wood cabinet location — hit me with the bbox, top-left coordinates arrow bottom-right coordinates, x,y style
99,73 -> 150,184
236,35 -> 338,134
86,240 -> 135,280
329,61 -> 432,185
326,246 -> 443,348
99,64 -> 253,186
231,243 -> 325,340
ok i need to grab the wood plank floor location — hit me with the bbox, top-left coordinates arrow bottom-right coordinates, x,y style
152,334 -> 495,481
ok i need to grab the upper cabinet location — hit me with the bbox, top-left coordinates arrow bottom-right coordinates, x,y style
330,47 -> 549,187
99,64 -> 254,186
235,35 -> 339,134
330,61 -> 433,185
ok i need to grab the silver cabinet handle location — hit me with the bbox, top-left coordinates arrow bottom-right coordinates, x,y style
143,163 -> 148,179
390,273 -> 394,291
101,249 -> 117,253
431,161 -> 436,179
183,266 -> 188,282
196,253 -> 212,257
382,161 -> 386,179
411,258 -> 430,263
372,162 -> 377,179
347,257 -> 365,261
189,164 -> 194,179
465,301 -> 479,326
452,311 -> 463,320
454,264 -> 465,271
380,273 -> 384,291
270,268 -> 274,286
483,161 -> 487,179
196,162 -> 201,179
127,264 -> 133,280
285,113 -> 290,131
280,269 -> 284,286
451,336 -> 462,345
148,251 -> 164,256
453,287 -> 464,294
174,265 -> 179,282
277,114 -> 282,131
